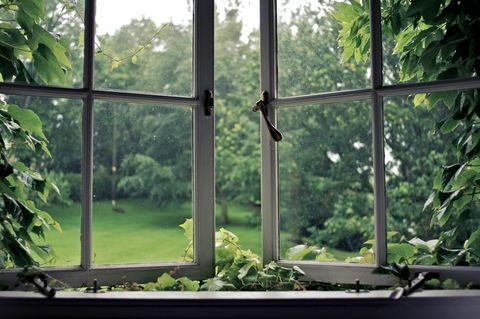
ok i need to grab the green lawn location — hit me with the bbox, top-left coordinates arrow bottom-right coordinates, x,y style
36,199 -> 354,267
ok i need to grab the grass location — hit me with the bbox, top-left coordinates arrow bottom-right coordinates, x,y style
37,199 -> 354,267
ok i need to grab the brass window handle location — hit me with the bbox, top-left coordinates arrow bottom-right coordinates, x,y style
252,91 -> 283,142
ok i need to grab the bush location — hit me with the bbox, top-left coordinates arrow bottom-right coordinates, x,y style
118,154 -> 189,206
45,171 -> 81,206
93,166 -> 112,201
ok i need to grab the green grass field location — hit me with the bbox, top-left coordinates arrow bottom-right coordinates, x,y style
37,200 -> 266,267
36,199 -> 355,267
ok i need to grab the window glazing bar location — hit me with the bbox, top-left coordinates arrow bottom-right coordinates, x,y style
377,77 -> 480,97
93,90 -> 195,107
370,0 -> 387,266
0,83 -> 88,99
272,78 -> 480,110
80,0 -> 96,271
272,88 -> 372,108
260,0 -> 279,264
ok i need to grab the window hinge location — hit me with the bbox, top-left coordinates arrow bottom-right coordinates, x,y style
205,89 -> 214,116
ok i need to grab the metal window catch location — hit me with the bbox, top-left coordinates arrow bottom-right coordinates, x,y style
252,91 -> 283,142
389,272 -> 439,300
205,89 -> 214,116
18,273 -> 56,298
345,279 -> 369,293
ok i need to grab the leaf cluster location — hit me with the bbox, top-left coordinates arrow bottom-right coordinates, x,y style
0,0 -> 66,268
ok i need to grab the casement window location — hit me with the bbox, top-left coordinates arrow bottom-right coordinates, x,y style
1,0 -> 479,288
0,0 -> 215,286
260,0 -> 480,285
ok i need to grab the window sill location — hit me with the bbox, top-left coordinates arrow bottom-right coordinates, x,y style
1,290 -> 479,319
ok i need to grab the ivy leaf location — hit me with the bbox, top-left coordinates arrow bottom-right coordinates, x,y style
111,59 -> 120,70
465,229 -> 480,250
17,0 -> 45,20
285,244 -> 314,261
179,218 -> 193,241
33,44 -> 67,84
7,104 -> 47,141
177,277 -> 199,291
387,243 -> 416,263
201,277 -> 236,291
156,273 -> 177,290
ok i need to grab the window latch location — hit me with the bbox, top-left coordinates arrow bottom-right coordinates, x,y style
389,272 -> 439,299
252,91 -> 283,142
205,89 -> 214,116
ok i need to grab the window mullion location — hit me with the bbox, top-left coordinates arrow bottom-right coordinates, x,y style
369,0 -> 387,266
260,0 -> 279,265
80,0 -> 96,271
193,0 -> 215,278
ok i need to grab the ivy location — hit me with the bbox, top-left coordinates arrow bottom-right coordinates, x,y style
0,0 -> 68,268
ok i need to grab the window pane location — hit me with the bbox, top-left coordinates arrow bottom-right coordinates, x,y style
1,95 -> 82,267
278,101 -> 374,263
385,90 -> 480,266
277,0 -> 370,97
0,0 -> 84,87
381,2 -> 476,84
214,0 -> 262,254
93,102 -> 192,265
95,0 -> 193,96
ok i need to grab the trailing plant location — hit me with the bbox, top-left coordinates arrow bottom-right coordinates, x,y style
0,0 -> 70,268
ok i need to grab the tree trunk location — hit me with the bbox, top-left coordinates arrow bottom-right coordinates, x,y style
220,196 -> 230,225
111,108 -> 117,206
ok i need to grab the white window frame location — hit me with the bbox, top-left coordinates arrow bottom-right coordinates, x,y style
0,0 -> 479,289
260,0 -> 480,285
0,0 -> 215,287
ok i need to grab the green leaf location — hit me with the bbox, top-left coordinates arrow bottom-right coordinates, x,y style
33,44 -> 67,84
17,0 -> 45,20
413,93 -> 426,107
111,59 -> 120,70
238,261 -> 256,280
285,245 -> 314,261
440,118 -> 458,133
131,55 -> 138,64
465,229 -> 480,250
387,243 -> 416,263
77,31 -> 84,47
177,277 -> 199,291
179,218 -> 193,241
201,277 -> 236,291
156,273 -> 177,289
7,104 -> 47,141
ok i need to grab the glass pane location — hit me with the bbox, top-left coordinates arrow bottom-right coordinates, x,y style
1,95 -> 82,268
382,2 -> 476,84
0,0 -> 84,87
385,90 -> 480,266
277,0 -> 370,97
93,102 -> 192,265
214,0 -> 262,254
95,0 -> 193,96
278,101 -> 374,263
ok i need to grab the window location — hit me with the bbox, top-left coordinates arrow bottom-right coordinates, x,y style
0,0 -> 215,287
261,0 -> 480,285
1,0 -> 479,288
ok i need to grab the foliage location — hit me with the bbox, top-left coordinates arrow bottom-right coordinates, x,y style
334,0 -> 480,265
0,0 -> 72,268
145,218 -> 306,292
118,154 -> 186,207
